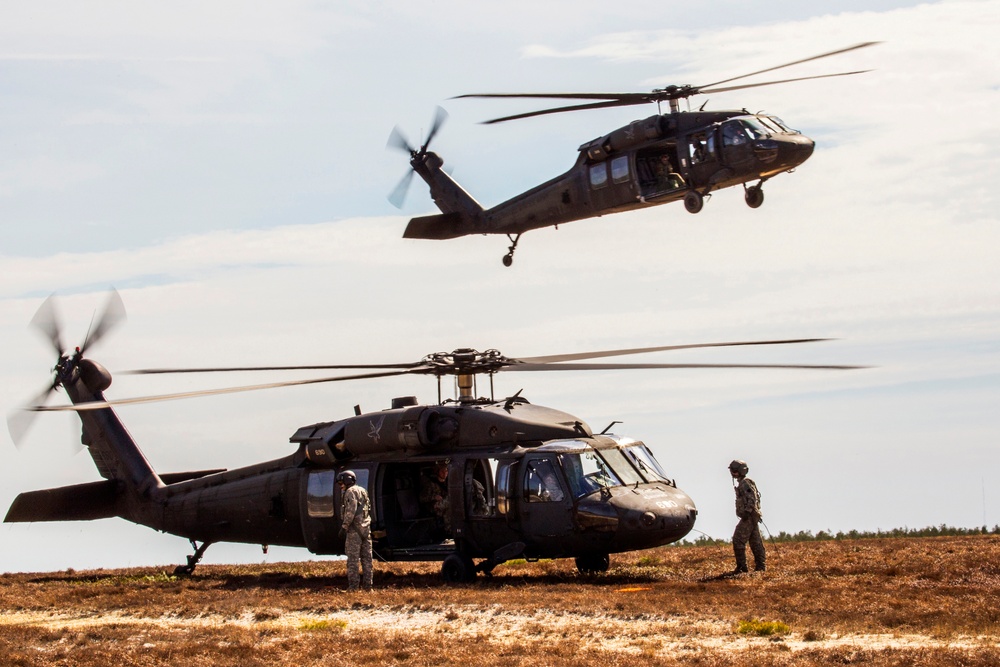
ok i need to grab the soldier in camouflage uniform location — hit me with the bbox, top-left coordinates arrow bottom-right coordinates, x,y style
729,459 -> 766,573
338,470 -> 373,590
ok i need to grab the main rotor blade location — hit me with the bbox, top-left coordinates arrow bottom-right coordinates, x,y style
480,98 -> 653,125
29,293 -> 65,357
516,338 -> 831,365
32,367 -> 432,412
123,361 -> 427,375
700,70 -> 873,96
454,92 -> 645,102
502,362 -> 867,372
81,288 -> 126,355
388,169 -> 416,208
700,41 -> 879,89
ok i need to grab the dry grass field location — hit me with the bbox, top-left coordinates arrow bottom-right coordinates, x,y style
2,535 -> 999,666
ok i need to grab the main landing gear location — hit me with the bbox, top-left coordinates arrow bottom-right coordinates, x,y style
744,183 -> 765,209
174,539 -> 212,576
684,190 -> 705,214
502,233 -> 521,267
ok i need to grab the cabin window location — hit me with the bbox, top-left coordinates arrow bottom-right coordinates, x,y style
524,458 -> 566,503
465,459 -> 493,518
589,163 -> 608,189
689,132 -> 716,164
495,460 -> 515,515
611,156 -> 630,183
306,471 -> 336,518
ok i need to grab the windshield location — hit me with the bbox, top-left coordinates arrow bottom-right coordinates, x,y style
558,446 -> 647,497
597,447 -> 644,486
767,115 -> 795,133
740,118 -> 772,140
623,444 -> 671,483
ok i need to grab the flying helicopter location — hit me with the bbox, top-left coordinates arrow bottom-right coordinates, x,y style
6,293 -> 864,581
388,42 -> 877,266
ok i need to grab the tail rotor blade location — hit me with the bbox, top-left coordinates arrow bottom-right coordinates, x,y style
8,384 -> 57,448
81,288 -> 126,354
388,169 -> 416,208
422,106 -> 448,151
387,126 -> 416,154
29,294 -> 65,358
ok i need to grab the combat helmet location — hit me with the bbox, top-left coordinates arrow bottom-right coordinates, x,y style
337,470 -> 357,487
728,459 -> 749,476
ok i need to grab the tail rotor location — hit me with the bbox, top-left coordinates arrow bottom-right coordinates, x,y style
386,106 -> 448,208
7,289 -> 126,448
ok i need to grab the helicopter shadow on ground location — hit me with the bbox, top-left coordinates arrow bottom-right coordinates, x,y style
23,566 -> 748,597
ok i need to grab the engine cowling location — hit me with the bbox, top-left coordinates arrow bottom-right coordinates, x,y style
78,358 -> 113,393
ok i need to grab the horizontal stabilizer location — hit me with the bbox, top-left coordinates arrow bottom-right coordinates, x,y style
5,480 -> 120,523
404,212 -> 480,240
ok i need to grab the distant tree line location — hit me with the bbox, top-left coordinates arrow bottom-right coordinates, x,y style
677,524 -> 1000,547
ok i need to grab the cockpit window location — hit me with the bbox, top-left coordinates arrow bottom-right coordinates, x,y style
740,118 -> 772,140
524,458 -> 566,503
623,444 -> 671,483
596,447 -> 644,486
722,121 -> 751,146
560,451 -> 621,498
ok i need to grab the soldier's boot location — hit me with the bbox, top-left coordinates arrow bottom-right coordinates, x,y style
751,541 -> 767,572
732,544 -> 749,574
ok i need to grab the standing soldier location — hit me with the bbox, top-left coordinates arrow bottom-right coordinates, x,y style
729,459 -> 766,574
338,470 -> 373,590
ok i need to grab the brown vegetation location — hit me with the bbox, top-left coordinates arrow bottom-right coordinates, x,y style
2,535 -> 999,666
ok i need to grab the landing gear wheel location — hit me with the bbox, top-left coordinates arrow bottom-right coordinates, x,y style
575,553 -> 610,575
174,540 -> 212,576
442,553 -> 477,582
744,185 -> 764,209
684,190 -> 704,214
502,233 -> 521,267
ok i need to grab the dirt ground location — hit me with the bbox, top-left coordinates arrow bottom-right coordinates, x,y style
2,536 -> 999,666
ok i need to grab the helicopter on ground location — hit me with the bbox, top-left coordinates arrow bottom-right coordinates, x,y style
388,42 -> 876,266
6,293 -> 863,581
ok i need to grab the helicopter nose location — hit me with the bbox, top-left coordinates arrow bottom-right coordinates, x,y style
783,135 -> 815,167
601,486 -> 698,549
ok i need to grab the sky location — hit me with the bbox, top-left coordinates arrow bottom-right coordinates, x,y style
1,0 -> 998,573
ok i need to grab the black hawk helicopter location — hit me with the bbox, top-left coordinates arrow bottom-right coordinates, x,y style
389,42 -> 876,266
6,293 -> 863,581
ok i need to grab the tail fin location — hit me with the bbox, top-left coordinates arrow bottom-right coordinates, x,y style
413,152 -> 485,220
